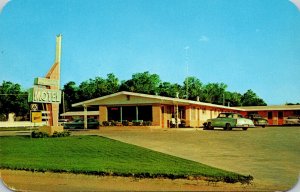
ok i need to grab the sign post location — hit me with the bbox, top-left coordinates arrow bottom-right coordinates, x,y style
28,35 -> 63,135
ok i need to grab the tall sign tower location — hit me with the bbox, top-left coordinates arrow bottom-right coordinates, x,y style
28,35 -> 63,134
45,34 -> 62,127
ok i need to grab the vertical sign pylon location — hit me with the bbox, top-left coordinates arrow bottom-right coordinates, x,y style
45,34 -> 62,127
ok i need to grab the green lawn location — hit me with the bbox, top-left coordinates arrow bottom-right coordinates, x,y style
0,135 -> 252,183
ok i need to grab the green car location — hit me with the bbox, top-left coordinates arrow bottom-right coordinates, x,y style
203,112 -> 255,131
64,118 -> 99,129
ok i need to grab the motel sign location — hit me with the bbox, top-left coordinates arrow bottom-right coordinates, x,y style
28,87 -> 61,104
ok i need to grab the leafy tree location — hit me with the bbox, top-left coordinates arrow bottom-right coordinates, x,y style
105,73 -> 119,94
182,77 -> 203,100
224,91 -> 242,107
77,79 -> 96,101
119,71 -> 161,95
202,83 -> 227,104
241,89 -> 267,106
60,72 -> 268,110
158,82 -> 183,98
0,81 -> 29,119
286,102 -> 300,105
62,81 -> 79,112
77,74 -> 120,101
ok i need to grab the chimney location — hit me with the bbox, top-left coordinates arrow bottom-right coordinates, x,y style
176,92 -> 179,98
196,96 -> 200,102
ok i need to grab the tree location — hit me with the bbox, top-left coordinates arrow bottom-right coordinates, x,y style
241,89 -> 267,106
62,81 -> 79,112
182,77 -> 203,100
202,83 -> 227,104
224,91 -> 242,107
286,102 -> 300,105
119,71 -> 161,95
105,73 -> 119,94
0,81 -> 29,119
158,82 -> 183,98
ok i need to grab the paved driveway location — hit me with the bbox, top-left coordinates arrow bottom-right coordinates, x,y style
88,127 -> 300,191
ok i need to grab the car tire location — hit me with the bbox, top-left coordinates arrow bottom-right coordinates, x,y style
242,127 -> 248,131
262,125 -> 265,128
225,123 -> 232,131
207,122 -> 214,130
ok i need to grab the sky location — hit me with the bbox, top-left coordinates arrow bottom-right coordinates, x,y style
0,0 -> 299,105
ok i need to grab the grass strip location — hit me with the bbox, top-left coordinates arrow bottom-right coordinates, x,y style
0,135 -> 253,184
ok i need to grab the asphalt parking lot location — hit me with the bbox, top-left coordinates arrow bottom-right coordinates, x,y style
93,126 -> 300,190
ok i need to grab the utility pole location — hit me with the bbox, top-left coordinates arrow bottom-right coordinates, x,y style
184,46 -> 189,99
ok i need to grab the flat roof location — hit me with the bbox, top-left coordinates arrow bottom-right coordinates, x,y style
237,105 -> 300,111
72,91 -> 242,111
60,111 -> 99,116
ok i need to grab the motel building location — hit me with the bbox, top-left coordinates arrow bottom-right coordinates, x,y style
68,91 -> 300,128
238,105 -> 300,126
71,91 -> 241,128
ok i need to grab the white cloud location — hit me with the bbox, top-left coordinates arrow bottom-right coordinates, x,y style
290,0 -> 300,11
0,0 -> 10,13
199,35 -> 209,42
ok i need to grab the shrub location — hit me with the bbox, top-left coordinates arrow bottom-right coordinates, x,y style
132,121 -> 141,126
143,121 -> 152,126
122,120 -> 129,126
0,114 -> 6,121
102,121 -> 110,126
31,131 -> 49,138
52,131 -> 71,138
31,131 -> 71,138
110,120 -> 116,126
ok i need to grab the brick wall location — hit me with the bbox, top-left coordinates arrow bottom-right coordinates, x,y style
152,105 -> 161,126
99,106 -> 107,123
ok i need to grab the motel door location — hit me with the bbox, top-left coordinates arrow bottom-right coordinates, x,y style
278,111 -> 283,125
161,106 -> 164,128
268,112 -> 273,125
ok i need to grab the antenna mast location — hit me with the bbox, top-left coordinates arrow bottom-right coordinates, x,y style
184,46 -> 189,99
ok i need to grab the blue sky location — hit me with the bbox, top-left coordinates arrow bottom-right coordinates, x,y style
0,0 -> 299,105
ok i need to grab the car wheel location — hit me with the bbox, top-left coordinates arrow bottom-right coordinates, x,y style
242,127 -> 248,131
207,122 -> 214,130
203,123 -> 208,130
225,123 -> 231,131
262,125 -> 265,128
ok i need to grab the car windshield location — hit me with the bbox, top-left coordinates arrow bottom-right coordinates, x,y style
219,113 -> 243,118
218,113 -> 228,118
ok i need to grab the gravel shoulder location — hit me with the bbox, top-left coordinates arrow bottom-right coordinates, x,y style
1,169 -> 267,192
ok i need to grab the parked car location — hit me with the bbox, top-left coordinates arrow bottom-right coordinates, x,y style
64,118 -> 99,129
203,112 -> 255,131
284,116 -> 300,125
246,114 -> 268,128
58,119 -> 69,126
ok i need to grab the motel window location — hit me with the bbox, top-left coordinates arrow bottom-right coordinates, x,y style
268,112 -> 273,120
108,107 -> 121,121
138,106 -> 152,121
278,111 -> 283,119
294,110 -> 300,116
179,107 -> 186,119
